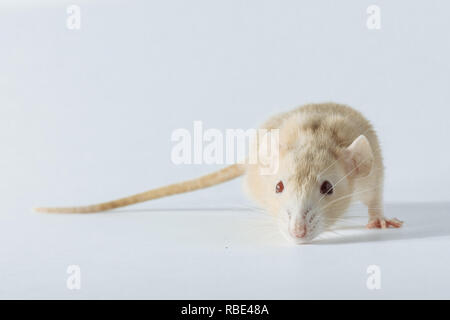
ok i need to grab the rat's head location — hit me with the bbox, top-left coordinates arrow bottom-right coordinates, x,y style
246,128 -> 374,244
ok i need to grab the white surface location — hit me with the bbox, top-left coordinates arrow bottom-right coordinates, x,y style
1,0 -> 450,299
0,0 -> 450,203
1,202 -> 450,299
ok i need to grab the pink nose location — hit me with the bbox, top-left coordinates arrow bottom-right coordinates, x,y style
290,224 -> 307,238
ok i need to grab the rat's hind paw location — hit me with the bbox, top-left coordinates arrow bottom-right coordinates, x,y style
366,217 -> 403,229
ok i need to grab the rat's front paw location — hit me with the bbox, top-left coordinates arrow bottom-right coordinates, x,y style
366,217 -> 403,229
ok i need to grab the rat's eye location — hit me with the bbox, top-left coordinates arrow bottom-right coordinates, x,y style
320,180 -> 333,195
275,181 -> 284,193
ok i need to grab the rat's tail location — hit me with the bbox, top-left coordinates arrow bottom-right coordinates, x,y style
33,164 -> 246,213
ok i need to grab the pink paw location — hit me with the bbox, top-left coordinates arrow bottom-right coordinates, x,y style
366,217 -> 403,229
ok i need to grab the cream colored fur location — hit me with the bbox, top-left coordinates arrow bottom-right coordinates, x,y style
244,102 -> 402,243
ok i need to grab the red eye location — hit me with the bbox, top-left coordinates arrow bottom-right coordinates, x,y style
276,181 -> 284,193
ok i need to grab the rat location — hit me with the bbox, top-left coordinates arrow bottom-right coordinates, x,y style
34,102 -> 403,243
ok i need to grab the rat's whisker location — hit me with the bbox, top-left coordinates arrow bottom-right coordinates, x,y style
316,187 -> 382,213
312,161 -> 382,212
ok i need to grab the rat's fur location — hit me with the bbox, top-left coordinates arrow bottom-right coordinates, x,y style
35,103 -> 402,242
244,103 -> 402,243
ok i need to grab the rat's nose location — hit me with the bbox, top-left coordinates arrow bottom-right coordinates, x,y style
289,224 -> 307,238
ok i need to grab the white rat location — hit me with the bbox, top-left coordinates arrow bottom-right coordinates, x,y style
35,103 -> 403,243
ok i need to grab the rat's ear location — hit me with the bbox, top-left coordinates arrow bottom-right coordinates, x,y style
341,135 -> 374,178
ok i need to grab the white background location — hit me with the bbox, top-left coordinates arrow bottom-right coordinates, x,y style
1,0 -> 450,299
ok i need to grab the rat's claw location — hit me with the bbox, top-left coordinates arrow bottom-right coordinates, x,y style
387,218 -> 404,228
366,217 -> 403,229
